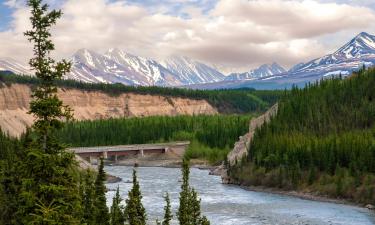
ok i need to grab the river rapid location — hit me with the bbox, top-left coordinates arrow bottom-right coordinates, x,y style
105,166 -> 375,225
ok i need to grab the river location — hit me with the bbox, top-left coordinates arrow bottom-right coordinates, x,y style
105,166 -> 375,225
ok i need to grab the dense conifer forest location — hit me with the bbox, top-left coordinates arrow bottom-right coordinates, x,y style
228,68 -> 375,204
58,115 -> 250,163
0,72 -> 283,114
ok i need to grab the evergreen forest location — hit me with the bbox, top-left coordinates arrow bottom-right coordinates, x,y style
228,68 -> 375,204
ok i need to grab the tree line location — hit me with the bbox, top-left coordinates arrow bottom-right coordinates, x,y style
228,68 -> 375,204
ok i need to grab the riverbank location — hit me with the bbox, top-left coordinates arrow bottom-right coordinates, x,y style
239,185 -> 367,207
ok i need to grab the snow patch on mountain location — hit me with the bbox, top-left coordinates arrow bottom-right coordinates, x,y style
161,56 -> 225,85
0,58 -> 32,75
225,63 -> 286,81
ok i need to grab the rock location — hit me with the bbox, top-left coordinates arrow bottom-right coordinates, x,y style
366,204 -> 375,210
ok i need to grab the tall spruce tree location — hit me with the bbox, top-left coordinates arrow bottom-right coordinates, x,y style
17,0 -> 82,223
110,186 -> 125,225
177,160 -> 210,225
82,170 -> 95,224
93,157 -> 110,225
124,170 -> 146,225
162,193 -> 173,225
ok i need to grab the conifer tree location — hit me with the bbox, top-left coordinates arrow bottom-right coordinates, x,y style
124,170 -> 147,225
178,160 -> 191,224
82,170 -> 95,224
110,186 -> 125,225
177,160 -> 210,225
93,158 -> 110,225
162,193 -> 173,225
17,0 -> 82,223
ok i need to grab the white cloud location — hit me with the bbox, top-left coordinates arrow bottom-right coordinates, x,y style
1,0 -> 375,72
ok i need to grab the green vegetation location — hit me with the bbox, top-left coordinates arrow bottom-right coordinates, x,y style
58,114 -> 250,163
94,158 -> 110,225
178,160 -> 210,225
124,170 -> 147,225
228,68 -> 375,204
15,0 -> 82,223
0,72 -> 283,114
110,187 -> 126,225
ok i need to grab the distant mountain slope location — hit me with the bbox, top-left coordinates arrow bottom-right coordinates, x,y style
3,32 -> 375,89
225,63 -> 286,81
0,50 -> 225,87
292,32 -> 375,73
161,56 -> 225,85
190,32 -> 375,90
0,58 -> 31,75
69,50 -> 225,86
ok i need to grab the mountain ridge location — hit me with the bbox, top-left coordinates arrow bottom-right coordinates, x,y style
2,32 -> 375,89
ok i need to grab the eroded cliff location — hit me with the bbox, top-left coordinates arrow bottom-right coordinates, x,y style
0,83 -> 217,137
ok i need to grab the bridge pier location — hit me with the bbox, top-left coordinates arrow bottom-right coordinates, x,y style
114,154 -> 118,163
103,151 -> 108,159
140,149 -> 144,157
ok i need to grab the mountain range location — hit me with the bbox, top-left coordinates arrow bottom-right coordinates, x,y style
1,32 -> 375,89
193,32 -> 375,89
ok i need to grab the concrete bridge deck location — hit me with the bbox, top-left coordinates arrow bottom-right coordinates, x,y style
69,141 -> 190,162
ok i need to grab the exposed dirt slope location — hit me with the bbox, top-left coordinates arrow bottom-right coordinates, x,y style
219,104 -> 278,182
0,83 -> 217,137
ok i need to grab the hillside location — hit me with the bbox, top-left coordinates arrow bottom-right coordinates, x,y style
227,67 -> 375,205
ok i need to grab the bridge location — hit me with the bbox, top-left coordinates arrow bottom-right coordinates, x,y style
69,141 -> 190,163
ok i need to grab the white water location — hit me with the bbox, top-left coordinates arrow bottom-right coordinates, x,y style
105,166 -> 375,225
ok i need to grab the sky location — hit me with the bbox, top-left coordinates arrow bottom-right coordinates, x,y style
1,0 -> 375,73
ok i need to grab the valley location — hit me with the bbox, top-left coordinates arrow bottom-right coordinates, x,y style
1,1 -> 375,224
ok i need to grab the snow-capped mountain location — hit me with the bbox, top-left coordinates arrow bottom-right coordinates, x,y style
69,49 -> 224,86
292,32 -> 375,74
225,63 -> 286,81
161,56 -> 225,85
0,58 -> 31,75
189,32 -> 375,90
69,49 -> 183,86
1,49 -> 225,87
3,32 -> 375,89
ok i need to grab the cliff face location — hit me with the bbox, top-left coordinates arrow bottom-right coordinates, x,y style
0,84 -> 217,137
220,103 -> 278,183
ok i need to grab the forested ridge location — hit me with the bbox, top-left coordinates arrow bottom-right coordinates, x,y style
228,68 -> 375,204
0,72 -> 283,114
58,115 -> 250,163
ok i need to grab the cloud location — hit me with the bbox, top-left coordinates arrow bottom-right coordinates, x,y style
1,0 -> 375,73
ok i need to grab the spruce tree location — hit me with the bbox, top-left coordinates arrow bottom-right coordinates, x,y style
93,157 -> 110,225
162,193 -> 173,225
124,169 -> 147,225
17,0 -> 82,223
178,160 -> 191,224
177,160 -> 210,225
82,170 -> 95,224
110,186 -> 125,225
